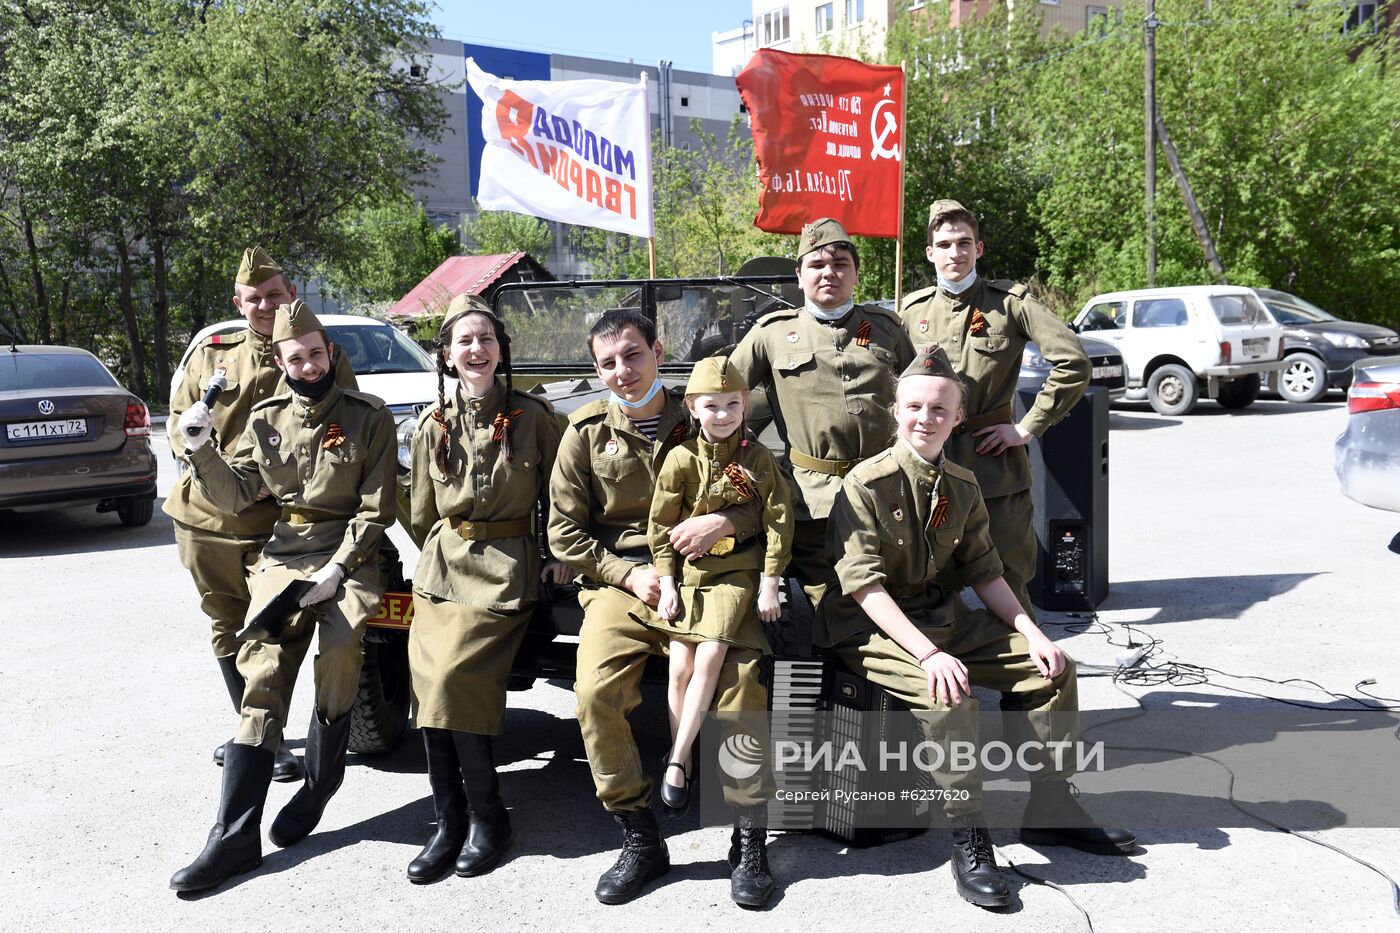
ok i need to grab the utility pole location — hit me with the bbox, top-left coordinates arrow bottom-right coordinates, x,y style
1145,0 -> 1157,287
1155,115 -> 1227,282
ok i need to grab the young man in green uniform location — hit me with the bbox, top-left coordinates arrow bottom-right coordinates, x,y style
729,218 -> 914,631
824,344 -> 1134,909
548,309 -> 776,908
170,300 -> 397,893
898,201 -> 1090,618
165,247 -> 355,780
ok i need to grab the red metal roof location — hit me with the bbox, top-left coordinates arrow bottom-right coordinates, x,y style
388,252 -> 528,318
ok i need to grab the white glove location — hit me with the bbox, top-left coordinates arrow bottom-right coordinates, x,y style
299,562 -> 346,607
177,402 -> 214,450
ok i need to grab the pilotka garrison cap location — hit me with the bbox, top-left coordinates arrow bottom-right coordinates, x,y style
928,199 -> 974,226
900,343 -> 959,381
797,217 -> 854,261
685,355 -> 748,395
271,299 -> 327,345
235,246 -> 284,287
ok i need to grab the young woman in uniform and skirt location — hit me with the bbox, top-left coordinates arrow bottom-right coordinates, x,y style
405,294 -> 565,883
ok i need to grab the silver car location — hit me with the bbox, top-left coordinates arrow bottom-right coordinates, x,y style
0,345 -> 157,525
1335,357 -> 1400,513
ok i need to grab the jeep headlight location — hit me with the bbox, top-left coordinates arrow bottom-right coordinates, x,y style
1322,332 -> 1368,349
396,417 -> 417,472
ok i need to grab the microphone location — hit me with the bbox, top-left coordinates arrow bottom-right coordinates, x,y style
186,369 -> 228,437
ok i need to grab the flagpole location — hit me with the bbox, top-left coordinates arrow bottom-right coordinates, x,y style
893,60 -> 908,314
642,70 -> 658,279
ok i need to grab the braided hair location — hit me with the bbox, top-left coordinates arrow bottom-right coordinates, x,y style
435,296 -> 519,475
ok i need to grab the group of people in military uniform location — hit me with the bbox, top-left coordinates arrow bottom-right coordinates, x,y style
166,201 -> 1133,909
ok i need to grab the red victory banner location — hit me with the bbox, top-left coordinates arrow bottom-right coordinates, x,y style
736,49 -> 905,238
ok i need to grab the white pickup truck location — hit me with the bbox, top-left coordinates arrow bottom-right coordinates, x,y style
1071,286 -> 1285,415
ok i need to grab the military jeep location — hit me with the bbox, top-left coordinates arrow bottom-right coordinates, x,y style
348,265 -> 806,755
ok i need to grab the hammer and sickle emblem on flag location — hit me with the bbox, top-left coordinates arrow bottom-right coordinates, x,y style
869,98 -> 900,162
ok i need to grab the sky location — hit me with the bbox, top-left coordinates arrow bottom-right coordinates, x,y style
430,0 -> 756,75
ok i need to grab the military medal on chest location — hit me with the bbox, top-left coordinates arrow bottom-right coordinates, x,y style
604,438 -> 619,456
889,501 -> 904,523
266,429 -> 281,448
785,330 -> 799,344
918,319 -> 929,334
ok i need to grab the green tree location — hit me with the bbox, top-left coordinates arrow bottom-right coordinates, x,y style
320,194 -> 460,309
462,204 -> 553,259
1027,0 -> 1400,321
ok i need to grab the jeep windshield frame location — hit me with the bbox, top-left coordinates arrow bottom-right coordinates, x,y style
491,274 -> 800,377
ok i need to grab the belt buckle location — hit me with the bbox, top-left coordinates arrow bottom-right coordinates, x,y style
706,536 -> 735,557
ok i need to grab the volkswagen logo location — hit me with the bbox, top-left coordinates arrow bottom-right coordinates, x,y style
37,399 -> 55,415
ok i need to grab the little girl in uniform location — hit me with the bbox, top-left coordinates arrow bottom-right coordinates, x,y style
647,356 -> 792,811
405,294 -> 567,883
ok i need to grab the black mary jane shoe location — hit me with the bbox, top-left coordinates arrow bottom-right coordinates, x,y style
659,760 -> 690,815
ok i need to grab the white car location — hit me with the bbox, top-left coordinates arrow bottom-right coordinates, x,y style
1072,286 -> 1285,415
170,314 -> 442,467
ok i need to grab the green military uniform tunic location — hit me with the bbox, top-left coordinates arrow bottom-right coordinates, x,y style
729,302 -> 915,628
408,380 -> 561,735
185,383 -> 396,751
647,430 -> 794,652
165,326 -> 356,657
899,277 -> 1089,615
547,391 -> 772,813
826,440 -> 1080,817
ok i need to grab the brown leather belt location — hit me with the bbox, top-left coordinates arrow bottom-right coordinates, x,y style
953,403 -> 1014,436
281,508 -> 342,525
444,515 -> 532,541
789,448 -> 860,477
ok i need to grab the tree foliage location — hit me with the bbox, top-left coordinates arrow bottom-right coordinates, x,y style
0,0 -> 446,399
462,204 -> 553,259
319,194 -> 460,311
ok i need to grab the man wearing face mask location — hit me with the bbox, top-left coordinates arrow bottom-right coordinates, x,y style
165,247 -> 355,782
169,300 -> 396,893
899,200 -> 1090,621
729,218 -> 915,631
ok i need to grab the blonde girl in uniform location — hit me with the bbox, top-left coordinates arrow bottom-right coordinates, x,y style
404,295 -> 566,884
647,357 -> 792,813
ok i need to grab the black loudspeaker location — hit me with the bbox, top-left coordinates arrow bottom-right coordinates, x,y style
1016,386 -> 1110,611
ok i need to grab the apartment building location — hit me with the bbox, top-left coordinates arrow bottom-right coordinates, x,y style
714,0 -> 1124,72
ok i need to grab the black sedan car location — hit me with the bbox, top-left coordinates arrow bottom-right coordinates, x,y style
0,344 -> 157,525
1255,288 -> 1400,403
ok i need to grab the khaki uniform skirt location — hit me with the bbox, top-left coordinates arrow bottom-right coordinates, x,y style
638,564 -> 769,654
409,590 -> 532,735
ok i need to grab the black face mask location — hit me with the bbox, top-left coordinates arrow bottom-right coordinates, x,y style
286,367 -> 336,401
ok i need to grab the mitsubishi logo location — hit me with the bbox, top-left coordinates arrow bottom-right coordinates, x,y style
37,399 -> 54,414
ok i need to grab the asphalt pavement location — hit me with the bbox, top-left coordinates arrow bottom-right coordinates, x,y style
3,394 -> 1398,932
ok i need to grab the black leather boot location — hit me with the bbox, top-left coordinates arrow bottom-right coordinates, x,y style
950,817 -> 1011,908
594,809 -> 670,904
728,806 -> 774,908
453,732 -> 511,876
213,655 -> 300,782
170,744 -> 274,892
407,729 -> 469,884
211,655 -> 243,767
269,709 -> 352,848
1020,780 -> 1137,855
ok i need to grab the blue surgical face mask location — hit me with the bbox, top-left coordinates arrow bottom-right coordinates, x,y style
937,266 -> 979,296
610,377 -> 665,410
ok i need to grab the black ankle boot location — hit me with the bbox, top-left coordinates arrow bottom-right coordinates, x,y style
269,709 -> 352,848
1020,780 -> 1136,855
453,732 -> 511,876
407,729 -> 469,884
950,818 -> 1010,908
171,744 -> 274,892
595,809 -> 670,905
729,806 -> 774,908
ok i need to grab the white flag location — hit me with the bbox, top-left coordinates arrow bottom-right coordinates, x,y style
467,59 -> 654,239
